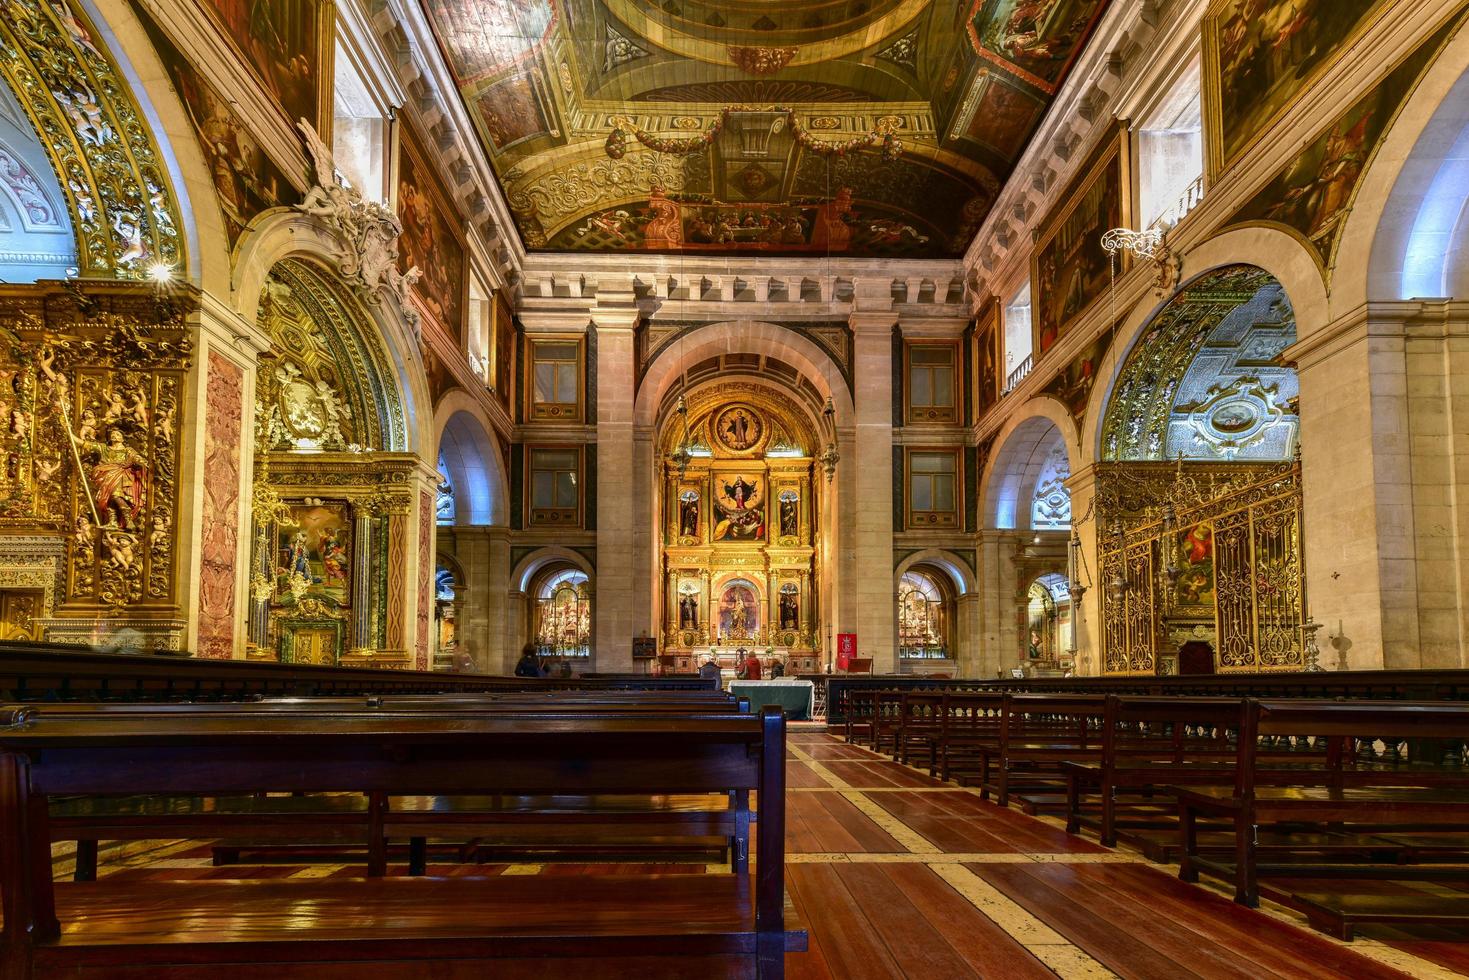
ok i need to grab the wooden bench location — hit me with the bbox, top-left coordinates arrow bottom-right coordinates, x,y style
1174,698 -> 1469,934
28,696 -> 754,878
974,694 -> 1107,807
0,703 -> 807,978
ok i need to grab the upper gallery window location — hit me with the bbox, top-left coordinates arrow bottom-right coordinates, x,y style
1003,283 -> 1033,392
1137,58 -> 1203,230
467,275 -> 492,383
529,340 -> 581,421
907,343 -> 959,424
907,450 -> 959,528
528,447 -> 579,526
332,37 -> 387,201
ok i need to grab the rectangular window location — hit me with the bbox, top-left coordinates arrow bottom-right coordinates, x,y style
332,38 -> 387,202
907,344 -> 958,423
529,341 -> 581,420
1137,58 -> 1203,230
908,450 -> 958,528
467,275 -> 491,383
528,447 -> 580,526
1003,283 -> 1033,393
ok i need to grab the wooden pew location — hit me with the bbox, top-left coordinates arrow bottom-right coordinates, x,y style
976,694 -> 1108,807
0,704 -> 807,978
30,695 -> 754,878
1174,698 -> 1469,935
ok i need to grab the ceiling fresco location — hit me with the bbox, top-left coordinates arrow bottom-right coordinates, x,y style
420,0 -> 1112,258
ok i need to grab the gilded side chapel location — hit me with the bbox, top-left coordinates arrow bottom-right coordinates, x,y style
4,0 -> 1469,974
0,0 -> 1464,678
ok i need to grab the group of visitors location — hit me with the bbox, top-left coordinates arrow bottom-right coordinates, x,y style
513,647 -> 574,679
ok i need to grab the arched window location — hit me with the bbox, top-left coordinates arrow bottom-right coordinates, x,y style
436,455 -> 455,525
898,570 -> 949,660
535,569 -> 591,658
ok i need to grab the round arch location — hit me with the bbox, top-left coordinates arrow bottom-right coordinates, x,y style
434,395 -> 508,526
1334,25 -> 1469,306
235,211 -> 431,457
895,549 -> 976,596
981,397 -> 1077,530
512,547 -> 595,595
1080,229 -> 1326,457
633,320 -> 855,428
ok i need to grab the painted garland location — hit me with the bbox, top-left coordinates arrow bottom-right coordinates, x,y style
604,108 -> 902,162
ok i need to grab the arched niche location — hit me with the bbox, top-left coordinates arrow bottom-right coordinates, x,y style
0,0 -> 187,278
896,565 -> 958,666
0,82 -> 76,280
1333,22 -> 1469,306
527,563 -> 593,662
983,409 -> 1074,532
1099,265 -> 1299,463
256,257 -> 407,452
434,399 -> 507,527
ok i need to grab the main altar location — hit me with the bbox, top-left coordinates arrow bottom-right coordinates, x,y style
658,386 -> 823,675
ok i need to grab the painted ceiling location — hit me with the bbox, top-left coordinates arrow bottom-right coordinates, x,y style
420,0 -> 1112,259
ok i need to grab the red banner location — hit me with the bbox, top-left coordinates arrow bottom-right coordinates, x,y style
836,633 -> 857,671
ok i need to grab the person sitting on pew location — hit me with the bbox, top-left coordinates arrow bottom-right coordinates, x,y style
699,656 -> 722,683
513,646 -> 540,678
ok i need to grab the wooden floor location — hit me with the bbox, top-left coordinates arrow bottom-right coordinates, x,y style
53,730 -> 1469,979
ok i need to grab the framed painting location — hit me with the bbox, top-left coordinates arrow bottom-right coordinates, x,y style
1175,523 -> 1217,614
138,10 -> 294,246
965,0 -> 1111,94
1031,126 -> 1130,356
398,122 -> 469,342
712,472 -> 766,543
492,290 -> 515,408
199,0 -> 330,132
275,500 -> 352,602
973,301 -> 1000,419
1203,0 -> 1387,178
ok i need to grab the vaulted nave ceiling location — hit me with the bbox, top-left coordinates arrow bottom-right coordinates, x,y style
420,0 -> 1112,259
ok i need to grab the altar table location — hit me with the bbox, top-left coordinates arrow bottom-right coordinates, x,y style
728,679 -> 814,721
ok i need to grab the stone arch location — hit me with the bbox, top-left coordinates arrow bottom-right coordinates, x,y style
1081,229 -> 1326,457
434,395 -> 507,526
1096,265 -> 1299,463
0,0 -> 192,279
895,549 -> 976,596
981,397 -> 1077,531
1333,23 -> 1469,305
512,547 -> 595,596
236,211 -> 430,456
633,320 -> 855,428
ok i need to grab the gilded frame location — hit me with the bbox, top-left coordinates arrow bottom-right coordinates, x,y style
1030,125 -> 1131,358
1201,0 -> 1389,180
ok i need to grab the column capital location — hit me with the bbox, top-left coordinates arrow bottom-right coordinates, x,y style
849,310 -> 899,333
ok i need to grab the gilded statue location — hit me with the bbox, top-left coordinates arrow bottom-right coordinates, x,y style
78,429 -> 148,531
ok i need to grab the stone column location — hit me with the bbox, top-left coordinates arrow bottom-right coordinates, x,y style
1065,466 -> 1101,676
956,592 -> 982,676
591,287 -> 640,670
848,302 -> 897,671
1288,301 -> 1469,669
350,506 -> 374,654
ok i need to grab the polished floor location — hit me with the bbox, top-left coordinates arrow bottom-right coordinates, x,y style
54,731 -> 1469,978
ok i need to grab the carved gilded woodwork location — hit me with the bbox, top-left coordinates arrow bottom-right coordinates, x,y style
1096,460 -> 1305,674
0,0 -> 183,277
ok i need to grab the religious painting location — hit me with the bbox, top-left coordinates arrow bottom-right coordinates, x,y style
1032,127 -> 1130,355
139,11 -> 294,245
276,501 -> 352,602
718,582 -> 760,639
493,291 -> 515,407
966,0 -> 1111,92
777,489 -> 800,541
955,70 -> 1046,160
1175,523 -> 1216,610
1229,23 -> 1448,272
422,343 -> 458,409
476,72 -> 554,151
778,583 -> 800,632
712,473 -> 766,543
1044,320 -> 1116,426
677,488 -> 701,541
1203,0 -> 1385,176
677,584 -> 700,629
712,404 -> 764,454
398,124 -> 468,341
199,0 -> 324,129
974,302 -> 1000,418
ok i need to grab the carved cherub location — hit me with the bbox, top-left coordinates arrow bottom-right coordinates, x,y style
9,409 -> 28,440
34,458 -> 60,484
149,512 -> 169,553
126,388 -> 149,427
102,529 -> 137,574
102,389 -> 126,424
77,409 -> 97,443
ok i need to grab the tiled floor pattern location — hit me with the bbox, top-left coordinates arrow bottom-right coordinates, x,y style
51,731 -> 1469,979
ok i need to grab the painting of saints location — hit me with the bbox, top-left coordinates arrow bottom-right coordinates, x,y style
201,0 -> 320,127
275,501 -> 352,599
319,527 -> 348,584
714,474 -> 765,542
1175,524 -> 1216,607
82,430 -> 148,531
1208,0 -> 1380,170
778,491 -> 799,539
967,0 -> 1109,90
397,130 -> 468,340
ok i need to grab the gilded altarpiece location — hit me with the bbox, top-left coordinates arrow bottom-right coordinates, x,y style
0,283 -> 191,649
660,387 -> 821,673
1096,461 -> 1305,675
248,261 -> 419,668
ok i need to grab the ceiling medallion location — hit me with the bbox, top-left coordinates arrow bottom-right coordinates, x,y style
727,46 -> 798,75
